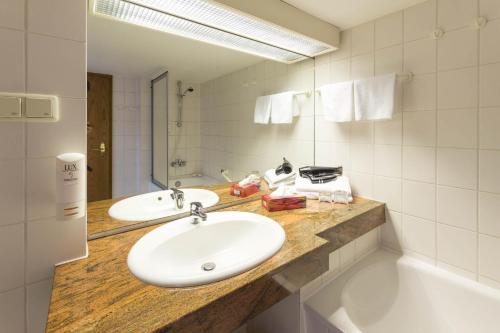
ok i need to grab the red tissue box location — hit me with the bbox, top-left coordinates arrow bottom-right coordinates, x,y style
261,194 -> 307,212
230,183 -> 260,197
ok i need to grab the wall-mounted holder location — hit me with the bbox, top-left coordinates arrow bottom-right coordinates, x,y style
473,16 -> 488,29
0,92 -> 59,121
431,28 -> 445,39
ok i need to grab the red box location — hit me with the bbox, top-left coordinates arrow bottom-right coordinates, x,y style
230,183 -> 260,198
261,194 -> 307,212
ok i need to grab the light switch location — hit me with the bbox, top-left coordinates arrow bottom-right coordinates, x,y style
25,97 -> 53,118
0,96 -> 22,118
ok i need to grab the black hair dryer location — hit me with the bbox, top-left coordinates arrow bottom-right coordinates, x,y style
275,157 -> 293,175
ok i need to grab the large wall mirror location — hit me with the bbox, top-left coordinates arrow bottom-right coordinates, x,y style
86,6 -> 316,239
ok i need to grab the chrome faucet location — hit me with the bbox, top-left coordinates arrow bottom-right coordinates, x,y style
170,188 -> 184,209
190,202 -> 207,224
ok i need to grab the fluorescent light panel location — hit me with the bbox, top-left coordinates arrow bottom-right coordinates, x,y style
92,0 -> 324,63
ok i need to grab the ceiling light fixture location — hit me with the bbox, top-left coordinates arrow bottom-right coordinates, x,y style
90,0 -> 339,63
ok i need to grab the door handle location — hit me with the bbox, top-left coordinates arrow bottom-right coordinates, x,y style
92,142 -> 106,154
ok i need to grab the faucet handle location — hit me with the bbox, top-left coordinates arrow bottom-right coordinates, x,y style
190,201 -> 203,211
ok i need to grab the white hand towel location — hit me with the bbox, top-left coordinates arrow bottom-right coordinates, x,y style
254,95 -> 272,124
294,174 -> 353,202
354,73 -> 397,121
264,169 -> 296,184
271,92 -> 295,124
319,81 -> 354,122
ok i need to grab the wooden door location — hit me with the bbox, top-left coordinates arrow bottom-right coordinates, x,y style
87,73 -> 112,202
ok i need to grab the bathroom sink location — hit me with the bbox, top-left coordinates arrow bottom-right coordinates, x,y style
127,211 -> 286,287
108,189 -> 219,222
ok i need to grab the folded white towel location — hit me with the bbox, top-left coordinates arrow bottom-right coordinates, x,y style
354,73 -> 397,121
264,169 -> 296,183
254,95 -> 272,124
294,174 -> 353,202
319,81 -> 354,122
271,92 -> 296,124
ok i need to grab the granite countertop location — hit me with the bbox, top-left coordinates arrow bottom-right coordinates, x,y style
87,183 -> 268,239
47,197 -> 385,333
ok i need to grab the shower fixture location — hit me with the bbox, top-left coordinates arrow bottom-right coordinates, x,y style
176,81 -> 193,127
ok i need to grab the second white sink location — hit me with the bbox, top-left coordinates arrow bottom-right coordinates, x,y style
108,189 -> 219,222
127,211 -> 286,287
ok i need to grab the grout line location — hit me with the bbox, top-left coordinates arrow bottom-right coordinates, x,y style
475,0 -> 481,282
433,0 -> 438,266
23,0 -> 29,331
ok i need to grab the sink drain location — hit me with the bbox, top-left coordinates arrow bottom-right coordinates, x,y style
201,262 -> 216,271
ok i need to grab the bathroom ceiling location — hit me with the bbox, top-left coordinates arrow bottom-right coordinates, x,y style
282,0 -> 428,30
87,13 -> 263,83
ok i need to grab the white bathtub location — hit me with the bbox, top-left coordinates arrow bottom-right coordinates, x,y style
305,249 -> 500,333
168,174 -> 220,188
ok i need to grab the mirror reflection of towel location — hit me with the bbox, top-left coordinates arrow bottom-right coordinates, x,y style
271,92 -> 296,124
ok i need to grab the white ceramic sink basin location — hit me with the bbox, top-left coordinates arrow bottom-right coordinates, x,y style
127,211 -> 286,287
108,189 -> 219,222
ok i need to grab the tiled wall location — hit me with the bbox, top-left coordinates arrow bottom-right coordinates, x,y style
199,60 -> 315,182
314,0 -> 500,288
0,1 -> 87,332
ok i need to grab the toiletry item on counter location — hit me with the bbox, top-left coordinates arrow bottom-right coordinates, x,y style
299,166 -> 343,184
354,73 -> 397,121
264,169 -> 296,189
262,184 -> 306,212
319,81 -> 354,122
56,153 -> 86,220
295,174 -> 353,203
275,157 -> 293,175
231,174 -> 261,198
254,95 -> 272,124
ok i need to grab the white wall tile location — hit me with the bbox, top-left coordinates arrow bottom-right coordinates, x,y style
437,223 -> 477,272
0,159 -> 25,225
479,149 -> 500,193
375,11 -> 403,49
402,180 -> 436,220
404,0 -> 436,41
27,33 -> 86,98
350,143 -> 373,173
355,228 -> 379,257
0,122 -> 25,159
27,217 -> 86,283
437,67 -> 478,110
479,63 -> 500,107
403,74 -> 436,111
437,148 -> 477,189
437,109 -> 477,148
0,224 -> 24,292
339,241 -> 355,269
350,122 -> 373,144
381,210 -> 403,249
479,234 -> 500,281
375,45 -> 403,75
0,0 -> 25,30
351,22 -> 374,56
402,214 -> 436,257
437,28 -> 478,71
438,0 -> 478,31
480,0 -> 500,19
480,18 -> 500,65
437,186 -> 477,230
479,191 -> 500,237
479,107 -> 500,149
374,176 -> 402,211
374,114 -> 402,145
27,279 -> 52,333
0,28 -> 25,92
349,172 -> 373,198
402,146 -> 436,183
26,158 -> 55,221
350,53 -> 374,79
404,38 -> 437,74
329,59 -> 350,83
0,287 -> 25,333
438,261 -> 477,280
373,144 -> 401,178
28,0 -> 87,41
403,110 -> 436,147
27,98 -> 86,158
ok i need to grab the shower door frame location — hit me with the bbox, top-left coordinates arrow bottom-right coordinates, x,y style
151,71 -> 169,190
